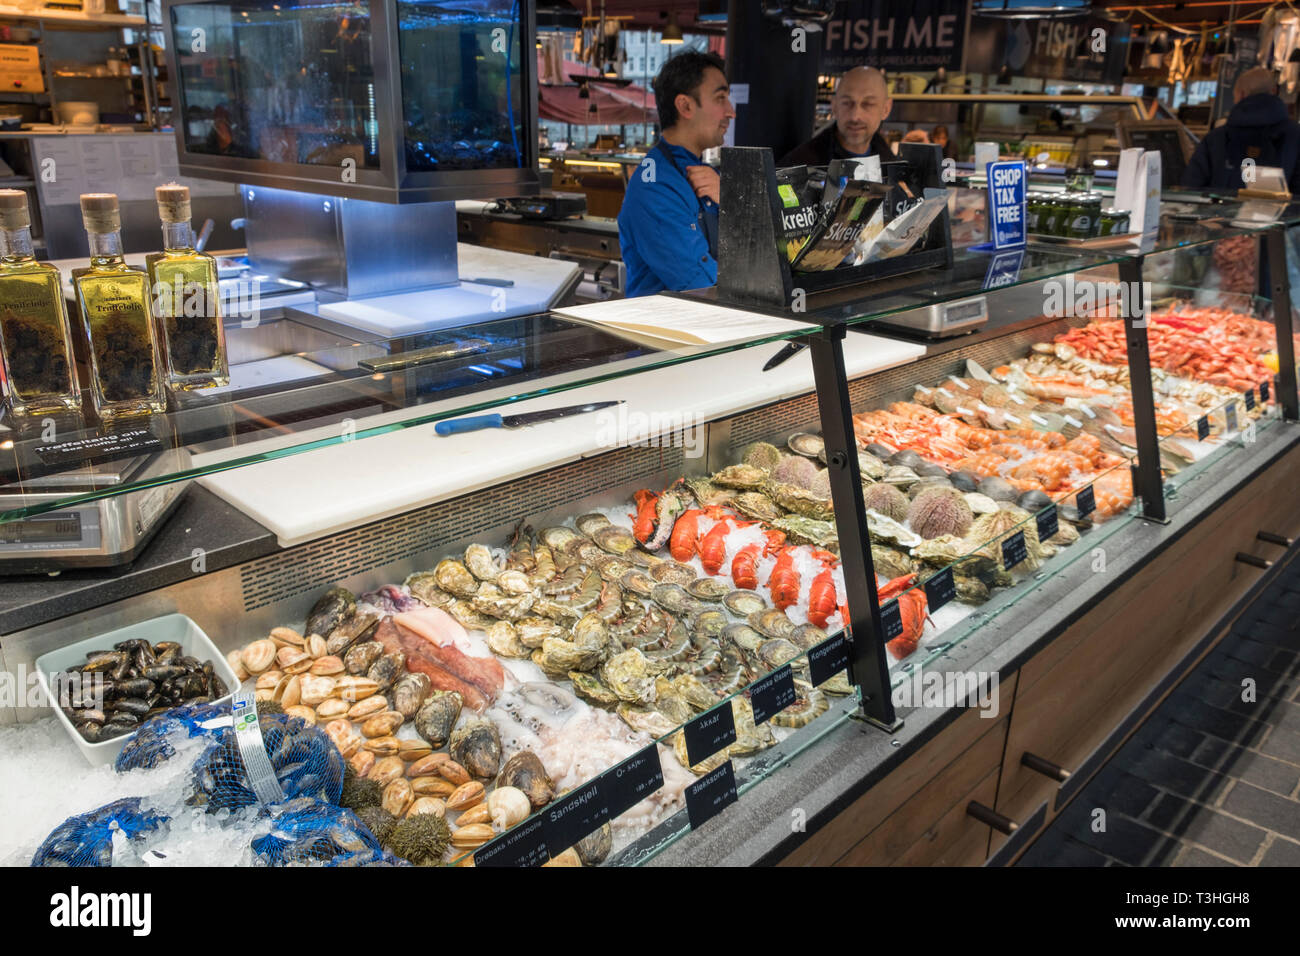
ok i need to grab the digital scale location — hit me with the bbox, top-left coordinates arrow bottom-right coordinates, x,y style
874,295 -> 989,338
0,447 -> 191,574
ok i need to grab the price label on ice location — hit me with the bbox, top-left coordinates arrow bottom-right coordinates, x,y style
685,760 -> 737,830
924,566 -> 956,612
1036,506 -> 1060,543
880,598 -> 904,640
605,746 -> 664,819
1261,380 -> 1271,403
475,814 -> 549,867
1001,531 -> 1028,569
1245,388 -> 1256,411
1075,484 -> 1096,518
1196,415 -> 1210,441
684,702 -> 737,766
749,664 -> 796,725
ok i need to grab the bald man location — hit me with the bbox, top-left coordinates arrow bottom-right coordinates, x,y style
1183,67 -> 1300,192
779,67 -> 895,167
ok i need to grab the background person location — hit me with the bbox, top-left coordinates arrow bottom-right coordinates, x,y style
779,66 -> 895,167
1183,67 -> 1300,192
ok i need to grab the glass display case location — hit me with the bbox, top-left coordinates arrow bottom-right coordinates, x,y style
163,0 -> 539,202
1,199 -> 1298,868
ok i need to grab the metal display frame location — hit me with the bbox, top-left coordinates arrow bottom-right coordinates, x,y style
160,0 -> 541,203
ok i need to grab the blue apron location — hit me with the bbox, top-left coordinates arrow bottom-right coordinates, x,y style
654,139 -> 719,260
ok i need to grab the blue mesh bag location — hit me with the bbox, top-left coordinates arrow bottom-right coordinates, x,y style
326,848 -> 411,867
251,798 -> 386,866
188,713 -> 344,813
115,701 -> 231,773
32,798 -> 169,867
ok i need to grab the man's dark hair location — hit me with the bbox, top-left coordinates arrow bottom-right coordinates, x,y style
653,50 -> 726,130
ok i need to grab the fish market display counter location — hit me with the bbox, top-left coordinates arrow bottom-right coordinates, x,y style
2,211 -> 1299,867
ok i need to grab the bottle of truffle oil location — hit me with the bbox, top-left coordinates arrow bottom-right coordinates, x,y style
145,183 -> 228,389
71,193 -> 166,422
0,189 -> 81,421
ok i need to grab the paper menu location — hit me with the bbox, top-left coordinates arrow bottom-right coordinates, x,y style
30,133 -> 237,208
551,297 -> 815,347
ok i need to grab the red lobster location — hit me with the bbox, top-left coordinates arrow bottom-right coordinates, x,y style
630,489 -> 658,544
806,550 -> 840,629
691,508 -> 744,573
768,537 -> 802,611
731,528 -> 785,591
878,573 -> 931,660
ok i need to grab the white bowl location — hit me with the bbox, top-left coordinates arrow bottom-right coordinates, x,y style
35,614 -> 238,767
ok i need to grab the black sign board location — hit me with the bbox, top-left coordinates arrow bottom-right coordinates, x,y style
542,777 -> 609,858
1002,531 -> 1028,569
808,633 -> 850,687
33,428 -> 164,468
1036,506 -> 1060,543
1076,484 -> 1096,518
1261,380 -> 1271,403
823,0 -> 966,73
604,745 -> 664,819
880,598 -> 904,640
474,814 -> 549,867
1245,388 -> 1256,411
1196,415 -> 1210,441
749,665 -> 796,725
683,703 -> 737,767
923,566 -> 956,612
685,760 -> 738,830
966,15 -> 1130,84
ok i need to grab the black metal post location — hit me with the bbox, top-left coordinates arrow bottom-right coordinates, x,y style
806,325 -> 899,731
1264,225 -> 1299,422
1119,255 -> 1166,522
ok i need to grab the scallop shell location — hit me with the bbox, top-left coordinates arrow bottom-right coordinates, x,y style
538,526 -> 583,551
787,432 -> 825,458
649,561 -> 697,585
686,578 -> 729,602
575,513 -> 612,536
723,590 -> 768,617
620,568 -> 656,597
593,525 -> 637,555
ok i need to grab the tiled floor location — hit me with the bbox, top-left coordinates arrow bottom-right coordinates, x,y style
1016,553 -> 1300,867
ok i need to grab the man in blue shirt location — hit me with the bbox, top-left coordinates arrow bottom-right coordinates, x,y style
618,50 -> 735,297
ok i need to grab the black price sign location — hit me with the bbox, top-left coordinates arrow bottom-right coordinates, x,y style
1002,530 -> 1028,569
923,566 -> 956,612
1196,415 -> 1210,441
749,664 -> 796,724
1245,388 -> 1256,411
542,777 -> 609,859
808,632 -> 850,687
1075,484 -> 1096,518
1036,506 -> 1059,543
1225,402 -> 1239,433
683,702 -> 737,767
1261,380 -> 1271,403
34,428 -> 164,468
474,814 -> 549,867
685,760 -> 738,830
880,599 -> 904,640
604,745 -> 664,819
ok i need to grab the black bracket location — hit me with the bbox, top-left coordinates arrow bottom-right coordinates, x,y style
1118,255 -> 1168,523
1264,224 -> 1299,422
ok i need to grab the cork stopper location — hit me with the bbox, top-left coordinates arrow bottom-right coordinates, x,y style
0,189 -> 30,230
80,192 -> 120,234
155,182 -> 191,224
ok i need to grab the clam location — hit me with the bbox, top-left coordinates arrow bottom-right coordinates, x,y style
543,848 -> 584,867
450,719 -> 503,779
407,797 -> 446,818
888,449 -> 925,469
364,735 -> 402,757
450,823 -> 494,849
344,641 -> 384,676
241,639 -> 276,676
438,760 -> 472,785
347,695 -> 388,721
334,675 -> 381,702
255,670 -> 283,692
411,776 -> 456,797
277,647 -> 312,675
349,750 -> 375,777
309,655 -> 344,676
486,786 -> 532,830
915,461 -> 949,479
299,675 -> 337,706
280,674 -> 302,707
317,697 -> 351,720
977,476 -> 1017,502
305,587 -> 356,640
415,691 -> 462,748
882,465 -> 920,489
964,492 -> 1000,515
496,751 -> 555,809
225,650 -> 248,683
362,710 -> 404,738
393,672 -> 432,718
370,756 -> 406,787
446,781 -> 486,811
406,752 -> 451,778
325,609 -> 382,656
1018,490 -> 1053,512
306,634 -> 329,659
269,626 -> 306,649
456,803 -> 492,826
367,652 -> 406,693
398,739 -> 432,762
284,704 -> 317,725
949,470 -> 980,492
383,779 -> 414,817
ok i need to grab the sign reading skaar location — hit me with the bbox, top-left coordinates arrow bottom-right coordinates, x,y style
987,161 -> 1027,250
824,0 -> 966,72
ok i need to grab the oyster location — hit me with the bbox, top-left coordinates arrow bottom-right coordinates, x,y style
594,556 -> 632,583
787,432 -> 825,458
620,568 -> 656,597
1049,521 -> 1081,546
343,640 -> 384,676
324,609 -> 381,656
672,730 -> 731,775
497,569 -> 533,596
575,513 -> 612,536
820,672 -> 854,696
728,697 -> 777,757
774,515 -> 839,550
748,608 -> 796,640
444,599 -> 500,631
686,578 -> 729,601
857,451 -> 887,480
618,703 -> 679,738
367,652 -> 406,693
569,670 -> 620,707
305,587 -> 356,641
758,638 -> 802,671
404,572 -> 454,608
966,506 -> 1046,572
790,623 -> 828,651
672,672 -> 722,710
865,509 -> 923,548
723,623 -> 764,655
954,573 -> 990,605
649,561 -> 697,586
685,477 -> 736,508
533,636 -> 603,677
593,525 -> 637,555
433,559 -> 478,598
689,609 -> 729,643
723,590 -> 767,617
538,526 -> 583,551
765,481 -> 834,521
650,583 -> 693,615
600,648 -> 661,705
496,750 -> 555,809
515,616 -> 563,649
486,621 -> 529,658
572,613 -> 612,657
393,672 -> 432,718
654,685 -> 696,725
450,718 -> 503,779
711,463 -> 770,490
731,491 -> 782,523
871,545 -> 916,580
464,543 -> 501,582
470,582 -> 535,621
414,691 -> 462,748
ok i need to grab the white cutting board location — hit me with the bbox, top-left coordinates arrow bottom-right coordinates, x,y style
197,330 -> 923,546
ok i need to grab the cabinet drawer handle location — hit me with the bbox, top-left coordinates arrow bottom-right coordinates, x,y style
1257,531 -> 1294,547
1021,751 -> 1072,782
1235,552 -> 1272,569
967,801 -> 1018,835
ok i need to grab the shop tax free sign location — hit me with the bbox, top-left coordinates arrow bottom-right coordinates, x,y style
823,0 -> 966,72
987,161 -> 1026,250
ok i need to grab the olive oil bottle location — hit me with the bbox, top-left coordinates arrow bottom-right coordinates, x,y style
145,183 -> 228,390
71,193 -> 166,422
0,189 -> 81,421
